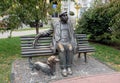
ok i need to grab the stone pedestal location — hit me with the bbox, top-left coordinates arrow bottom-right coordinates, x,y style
11,55 -> 115,83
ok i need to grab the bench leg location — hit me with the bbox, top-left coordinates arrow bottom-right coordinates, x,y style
84,53 -> 87,63
28,57 -> 34,69
78,53 -> 81,58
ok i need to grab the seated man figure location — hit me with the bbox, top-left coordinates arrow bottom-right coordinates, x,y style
52,12 -> 77,77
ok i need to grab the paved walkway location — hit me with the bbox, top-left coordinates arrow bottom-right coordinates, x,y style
51,72 -> 120,83
0,29 -> 48,39
0,17 -> 75,39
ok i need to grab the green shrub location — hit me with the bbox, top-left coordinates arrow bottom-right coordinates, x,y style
69,11 -> 75,16
76,0 -> 120,45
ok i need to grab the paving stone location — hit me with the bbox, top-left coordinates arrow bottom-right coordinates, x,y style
51,73 -> 120,83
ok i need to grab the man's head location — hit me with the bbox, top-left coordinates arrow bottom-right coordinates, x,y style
59,12 -> 68,23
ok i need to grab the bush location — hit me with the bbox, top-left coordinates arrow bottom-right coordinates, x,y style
76,0 -> 120,45
69,11 -> 75,16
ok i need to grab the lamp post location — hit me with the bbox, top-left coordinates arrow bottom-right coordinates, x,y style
68,0 -> 71,16
74,2 -> 81,25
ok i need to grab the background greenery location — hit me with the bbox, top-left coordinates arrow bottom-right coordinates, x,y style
0,37 -> 20,83
76,0 -> 120,46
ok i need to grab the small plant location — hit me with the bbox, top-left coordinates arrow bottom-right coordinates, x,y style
69,11 -> 75,16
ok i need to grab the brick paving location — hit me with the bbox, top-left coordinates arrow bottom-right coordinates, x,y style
51,72 -> 120,83
11,54 -> 115,83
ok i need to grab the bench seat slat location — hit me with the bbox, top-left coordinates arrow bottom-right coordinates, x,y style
22,50 -> 53,55
21,40 -> 52,43
78,50 -> 95,52
21,37 -> 51,41
78,47 -> 95,50
21,36 -> 52,38
21,43 -> 51,47
21,53 -> 55,57
21,45 -> 51,49
22,48 -> 52,51
77,41 -> 88,43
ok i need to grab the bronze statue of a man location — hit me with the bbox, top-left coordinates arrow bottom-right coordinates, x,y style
52,12 -> 77,77
33,12 -> 77,77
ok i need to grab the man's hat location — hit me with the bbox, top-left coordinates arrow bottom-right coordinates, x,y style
59,12 -> 67,17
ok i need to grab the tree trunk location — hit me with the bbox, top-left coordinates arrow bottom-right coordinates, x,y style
36,26 -> 39,34
8,30 -> 13,38
35,20 -> 39,34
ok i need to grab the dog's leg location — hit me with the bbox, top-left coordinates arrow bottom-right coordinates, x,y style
28,57 -> 36,72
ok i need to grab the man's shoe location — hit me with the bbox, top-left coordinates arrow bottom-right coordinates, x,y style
67,67 -> 72,75
61,68 -> 67,77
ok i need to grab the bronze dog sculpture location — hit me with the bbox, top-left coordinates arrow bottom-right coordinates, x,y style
33,56 -> 59,76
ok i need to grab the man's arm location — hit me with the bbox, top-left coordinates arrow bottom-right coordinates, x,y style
32,28 -> 53,48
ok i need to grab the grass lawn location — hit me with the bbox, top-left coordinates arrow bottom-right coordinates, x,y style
92,43 -> 120,71
0,37 -> 21,83
0,37 -> 120,83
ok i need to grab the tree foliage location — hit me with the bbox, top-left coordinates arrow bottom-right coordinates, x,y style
76,0 -> 120,45
0,0 -> 57,35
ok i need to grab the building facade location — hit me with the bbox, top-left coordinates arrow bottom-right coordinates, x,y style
46,0 -> 110,18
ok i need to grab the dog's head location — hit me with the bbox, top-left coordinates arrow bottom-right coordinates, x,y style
47,56 -> 59,65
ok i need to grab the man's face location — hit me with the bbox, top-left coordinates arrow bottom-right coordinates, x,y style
60,13 -> 68,23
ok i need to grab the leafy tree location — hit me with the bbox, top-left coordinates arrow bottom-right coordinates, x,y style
0,0 -> 21,37
0,0 -> 55,36
18,0 -> 51,34
76,0 -> 120,45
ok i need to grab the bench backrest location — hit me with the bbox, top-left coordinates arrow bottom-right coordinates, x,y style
21,34 -> 95,57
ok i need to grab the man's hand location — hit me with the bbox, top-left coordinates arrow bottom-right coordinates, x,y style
67,44 -> 73,51
58,43 -> 64,52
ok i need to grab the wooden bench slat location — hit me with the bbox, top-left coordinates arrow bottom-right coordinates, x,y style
78,47 -> 95,50
75,34 -> 86,36
21,43 -> 50,47
78,50 -> 95,52
21,41 -> 51,44
77,41 -> 88,44
22,50 -> 53,55
21,45 -> 51,49
21,37 -> 52,41
22,47 -> 52,51
78,43 -> 89,45
21,53 -> 55,57
20,36 -> 52,38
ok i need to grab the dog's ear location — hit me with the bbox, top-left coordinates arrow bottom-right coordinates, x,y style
47,56 -> 55,64
48,56 -> 55,61
47,56 -> 59,64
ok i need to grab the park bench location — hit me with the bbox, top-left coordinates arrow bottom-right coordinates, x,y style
21,34 -> 95,66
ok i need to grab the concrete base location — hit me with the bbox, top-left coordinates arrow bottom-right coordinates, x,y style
11,54 -> 115,83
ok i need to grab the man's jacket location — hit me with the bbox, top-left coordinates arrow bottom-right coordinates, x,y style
51,19 -> 77,54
